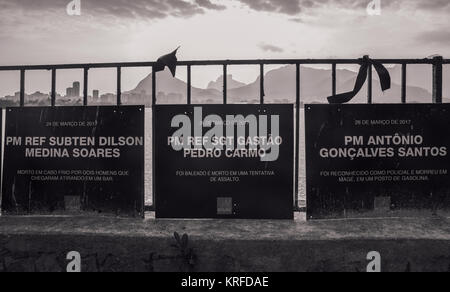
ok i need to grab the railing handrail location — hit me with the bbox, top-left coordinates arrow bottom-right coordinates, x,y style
0,57 -> 449,71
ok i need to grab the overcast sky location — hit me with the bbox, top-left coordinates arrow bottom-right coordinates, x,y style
0,0 -> 449,95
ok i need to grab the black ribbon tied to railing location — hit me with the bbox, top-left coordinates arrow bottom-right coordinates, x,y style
327,56 -> 391,104
155,47 -> 180,77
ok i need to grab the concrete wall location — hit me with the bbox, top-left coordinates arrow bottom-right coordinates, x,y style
1,234 -> 449,272
1,216 -> 449,272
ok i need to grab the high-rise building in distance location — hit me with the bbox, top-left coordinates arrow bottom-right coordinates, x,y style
73,82 -> 80,97
66,81 -> 81,97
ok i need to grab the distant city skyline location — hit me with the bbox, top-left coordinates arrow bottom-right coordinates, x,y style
0,78 -> 117,107
3,81 -> 101,99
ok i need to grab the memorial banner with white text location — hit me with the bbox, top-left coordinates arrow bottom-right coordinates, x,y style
306,104 -> 450,220
154,104 -> 294,219
1,106 -> 144,217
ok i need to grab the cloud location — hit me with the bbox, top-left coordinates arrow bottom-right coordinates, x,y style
258,43 -> 284,53
235,0 -> 449,16
290,17 -> 304,23
195,0 -> 226,10
3,0 -> 447,21
415,0 -> 450,10
235,0 -> 368,16
416,31 -> 450,45
237,0 -> 303,15
0,0 -> 227,20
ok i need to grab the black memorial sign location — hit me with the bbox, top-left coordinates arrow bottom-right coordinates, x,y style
306,104 -> 450,220
1,106 -> 144,217
154,104 -> 294,219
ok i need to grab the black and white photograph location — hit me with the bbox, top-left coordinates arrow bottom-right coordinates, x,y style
0,0 -> 449,277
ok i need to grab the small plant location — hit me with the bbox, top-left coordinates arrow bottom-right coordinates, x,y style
173,232 -> 197,271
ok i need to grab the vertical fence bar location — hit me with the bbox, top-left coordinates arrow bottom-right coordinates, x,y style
117,67 -> 122,106
20,69 -> 25,107
401,63 -> 407,103
83,68 -> 88,106
151,66 -> 157,210
187,65 -> 192,105
433,56 -> 443,104
51,69 -> 56,107
332,63 -> 337,96
295,64 -> 301,211
367,63 -> 373,104
223,64 -> 228,104
260,64 -> 264,104
152,66 -> 156,106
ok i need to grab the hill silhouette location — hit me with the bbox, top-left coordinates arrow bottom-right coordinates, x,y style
130,65 -> 446,105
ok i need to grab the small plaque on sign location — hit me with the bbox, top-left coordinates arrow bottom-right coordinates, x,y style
217,197 -> 233,215
65,196 -> 81,212
374,197 -> 391,212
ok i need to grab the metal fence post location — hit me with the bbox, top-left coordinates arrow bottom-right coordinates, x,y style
260,64 -> 264,104
332,63 -> 337,96
367,58 -> 373,104
295,64 -> 301,210
51,69 -> 56,107
187,65 -> 192,105
20,69 -> 25,107
151,66 -> 157,211
152,66 -> 156,106
117,67 -> 122,106
83,68 -> 89,106
401,63 -> 407,103
223,64 -> 227,104
433,56 -> 443,104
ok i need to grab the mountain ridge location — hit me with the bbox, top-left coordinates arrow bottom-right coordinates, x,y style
130,65 -> 448,104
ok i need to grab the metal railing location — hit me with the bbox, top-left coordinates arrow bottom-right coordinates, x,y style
1,56 -> 448,212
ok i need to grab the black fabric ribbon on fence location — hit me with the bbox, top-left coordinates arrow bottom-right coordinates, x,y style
327,56 -> 391,104
154,47 -> 180,77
